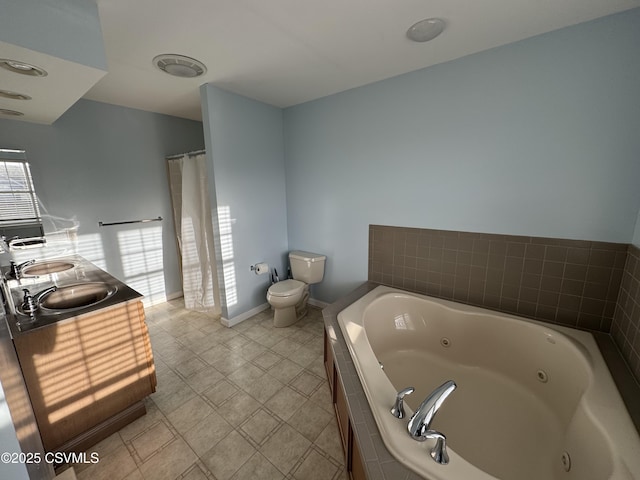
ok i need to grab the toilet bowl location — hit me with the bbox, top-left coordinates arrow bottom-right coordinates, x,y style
266,251 -> 326,328
266,279 -> 308,328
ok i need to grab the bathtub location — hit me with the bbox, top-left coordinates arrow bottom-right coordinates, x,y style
337,285 -> 640,480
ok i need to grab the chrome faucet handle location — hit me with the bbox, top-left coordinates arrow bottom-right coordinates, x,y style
425,431 -> 450,465
391,386 -> 414,419
11,259 -> 35,278
21,289 -> 37,314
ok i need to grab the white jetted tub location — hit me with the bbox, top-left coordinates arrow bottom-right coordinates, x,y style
337,285 -> 640,480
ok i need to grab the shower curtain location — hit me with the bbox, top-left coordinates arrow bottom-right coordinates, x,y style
167,153 -> 221,316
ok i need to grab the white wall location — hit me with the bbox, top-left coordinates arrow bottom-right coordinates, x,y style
201,85 -> 288,321
283,8 -> 640,303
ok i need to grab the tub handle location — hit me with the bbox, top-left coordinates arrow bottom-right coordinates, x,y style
391,386 -> 415,419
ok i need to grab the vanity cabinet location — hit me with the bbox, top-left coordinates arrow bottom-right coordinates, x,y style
324,329 -> 367,480
13,300 -> 156,453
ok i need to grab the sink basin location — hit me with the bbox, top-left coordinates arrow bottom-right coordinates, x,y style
21,261 -> 75,277
40,282 -> 117,311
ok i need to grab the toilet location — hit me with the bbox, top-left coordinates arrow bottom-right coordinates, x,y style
267,251 -> 326,327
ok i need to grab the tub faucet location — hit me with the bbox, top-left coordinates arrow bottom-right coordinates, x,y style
407,380 -> 456,465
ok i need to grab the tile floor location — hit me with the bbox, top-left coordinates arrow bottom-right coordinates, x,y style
73,300 -> 346,480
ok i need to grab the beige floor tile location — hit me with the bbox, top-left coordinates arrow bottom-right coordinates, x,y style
288,329 -> 315,345
271,337 -> 303,356
242,324 -> 272,342
77,445 -> 137,480
260,424 -> 311,475
180,464 -> 209,480
199,343 -> 233,366
314,421 -> 345,464
139,437 -> 197,480
89,431 -> 125,458
166,395 -> 214,435
182,410 -> 234,456
178,332 -> 221,354
239,408 -> 281,445
287,400 -> 333,442
118,400 -> 167,442
253,332 -> 283,348
174,356 -> 208,377
86,303 -> 338,480
210,353 -> 249,376
238,340 -> 268,361
203,379 -> 238,406
230,452 -> 284,480
309,383 -> 334,414
151,380 -> 198,415
290,371 -> 323,396
182,366 -> 225,393
224,334 -> 252,350
122,468 -> 144,480
267,358 -> 304,384
201,430 -> 256,480
238,373 -> 284,403
219,391 -> 262,426
288,345 -> 319,368
131,421 -> 175,461
264,386 -> 306,421
226,363 -> 265,390
293,449 -> 339,480
251,350 -> 282,370
307,354 -> 329,378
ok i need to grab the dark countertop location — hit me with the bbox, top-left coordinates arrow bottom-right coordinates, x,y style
323,282 -> 640,480
3,255 -> 142,337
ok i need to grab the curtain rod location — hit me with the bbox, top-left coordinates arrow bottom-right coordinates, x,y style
166,149 -> 206,160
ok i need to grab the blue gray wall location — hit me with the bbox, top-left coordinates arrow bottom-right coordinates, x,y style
201,85 -> 288,321
0,99 -> 204,303
283,8 -> 640,303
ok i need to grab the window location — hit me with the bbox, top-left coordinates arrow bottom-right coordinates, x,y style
0,159 -> 41,226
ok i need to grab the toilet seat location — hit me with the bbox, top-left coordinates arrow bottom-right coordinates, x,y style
267,279 -> 305,297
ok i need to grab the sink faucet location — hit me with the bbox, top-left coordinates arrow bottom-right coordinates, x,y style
21,286 -> 57,314
10,259 -> 35,279
407,380 -> 457,465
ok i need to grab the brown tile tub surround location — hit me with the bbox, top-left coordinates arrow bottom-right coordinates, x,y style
612,244 -> 640,383
368,225 -> 626,333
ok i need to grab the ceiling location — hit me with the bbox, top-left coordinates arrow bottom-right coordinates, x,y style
5,0 -> 640,124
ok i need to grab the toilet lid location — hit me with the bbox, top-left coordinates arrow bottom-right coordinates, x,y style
269,279 -> 305,297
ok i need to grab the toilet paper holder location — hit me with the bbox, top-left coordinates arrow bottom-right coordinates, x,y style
251,262 -> 269,275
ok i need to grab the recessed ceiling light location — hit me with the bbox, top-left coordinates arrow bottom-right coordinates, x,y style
0,59 -> 48,77
406,18 -> 445,43
0,108 -> 24,116
0,89 -> 31,100
153,54 -> 207,78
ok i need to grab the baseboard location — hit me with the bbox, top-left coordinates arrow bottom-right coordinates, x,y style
308,298 -> 329,309
165,291 -> 184,301
221,303 -> 270,328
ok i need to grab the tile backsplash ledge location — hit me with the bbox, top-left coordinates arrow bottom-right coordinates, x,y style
368,225 -> 640,383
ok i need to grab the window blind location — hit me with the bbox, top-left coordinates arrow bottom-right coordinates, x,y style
0,160 -> 41,224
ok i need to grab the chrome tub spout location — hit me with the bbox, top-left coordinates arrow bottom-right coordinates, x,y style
407,380 -> 456,440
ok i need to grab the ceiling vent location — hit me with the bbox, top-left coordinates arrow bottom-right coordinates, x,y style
406,18 -> 446,42
0,89 -> 31,100
153,54 -> 207,78
0,59 -> 48,77
0,108 -> 25,116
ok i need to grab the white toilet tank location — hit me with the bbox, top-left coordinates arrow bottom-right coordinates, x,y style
289,251 -> 326,284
